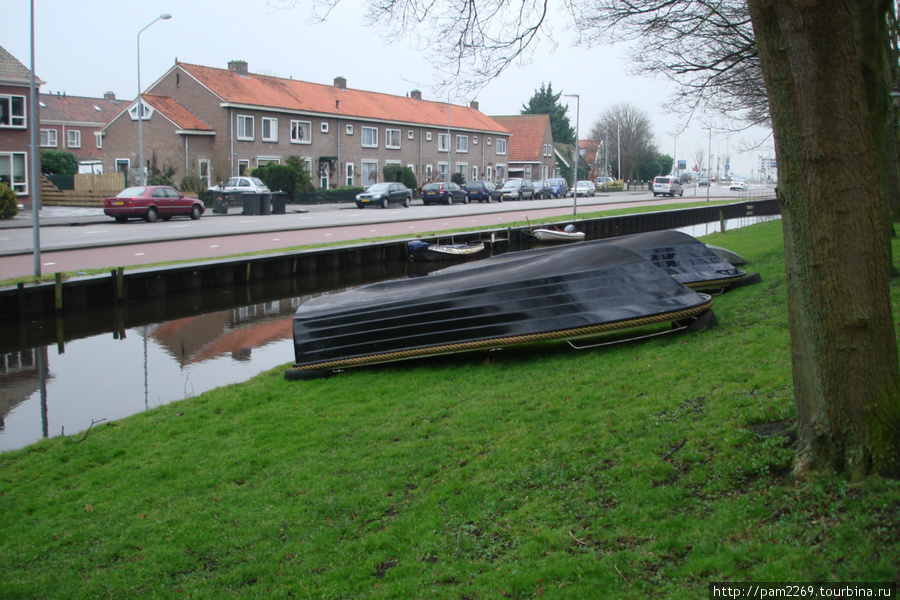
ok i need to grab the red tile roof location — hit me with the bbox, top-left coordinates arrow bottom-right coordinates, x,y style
39,93 -> 126,125
490,114 -> 551,162
177,62 -> 509,134
142,94 -> 213,132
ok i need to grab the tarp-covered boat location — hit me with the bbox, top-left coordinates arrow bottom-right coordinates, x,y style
597,230 -> 760,292
287,243 -> 715,379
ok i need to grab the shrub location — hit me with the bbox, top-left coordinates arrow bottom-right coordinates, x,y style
40,150 -> 78,176
0,183 -> 18,219
401,166 -> 418,192
383,164 -> 403,183
451,171 -> 466,185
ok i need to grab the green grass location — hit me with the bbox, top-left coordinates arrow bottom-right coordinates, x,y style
1,219 -> 898,599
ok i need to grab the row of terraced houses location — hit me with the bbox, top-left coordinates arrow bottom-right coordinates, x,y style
2,45 -> 574,207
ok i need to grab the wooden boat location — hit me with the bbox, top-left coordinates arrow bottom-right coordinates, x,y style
407,240 -> 485,261
532,227 -> 586,243
286,243 -> 715,379
596,230 -> 760,292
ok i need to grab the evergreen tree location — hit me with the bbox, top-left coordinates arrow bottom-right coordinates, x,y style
520,83 -> 575,146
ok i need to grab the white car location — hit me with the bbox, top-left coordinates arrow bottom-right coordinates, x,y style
729,179 -> 747,191
574,180 -> 596,197
652,176 -> 684,197
209,176 -> 271,194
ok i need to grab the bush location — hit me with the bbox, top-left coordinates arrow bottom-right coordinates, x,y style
383,164 -> 403,183
401,167 -> 418,193
0,183 -> 18,219
40,150 -> 78,176
451,171 -> 466,185
598,179 -> 625,192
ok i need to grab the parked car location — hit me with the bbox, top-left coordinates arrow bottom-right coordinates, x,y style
574,180 -> 596,197
547,177 -> 569,198
729,179 -> 747,191
698,176 -> 710,186
209,176 -> 270,194
653,176 -> 684,197
104,186 -> 205,223
499,178 -> 535,201
532,180 -> 553,199
464,180 -> 502,203
594,176 -> 614,187
421,181 -> 469,205
355,182 -> 412,208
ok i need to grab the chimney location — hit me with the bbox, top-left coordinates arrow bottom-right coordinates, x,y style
410,90 -> 422,101
228,60 -> 249,76
469,100 -> 479,111
334,76 -> 347,90
104,91 -> 116,101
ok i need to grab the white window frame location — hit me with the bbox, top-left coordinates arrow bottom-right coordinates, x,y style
67,130 -> 81,149
238,159 -> 250,175
426,132 -> 432,141
346,162 -> 355,186
0,152 -> 28,194
487,137 -> 492,146
291,120 -> 311,144
256,156 -> 280,168
456,135 -> 468,153
437,162 -> 449,180
425,164 -> 433,181
407,130 -> 414,140
473,136 -> 479,145
95,132 -> 103,149
262,117 -> 278,142
386,128 -> 401,149
128,102 -> 153,121
321,122 -> 329,133
361,159 -> 379,185
199,159 -> 211,189
471,165 -> 478,180
362,126 -> 378,148
237,115 -> 255,141
0,95 -> 26,128
456,162 -> 467,175
496,138 -> 507,155
40,129 -> 58,148
346,124 -> 354,135
438,133 -> 450,152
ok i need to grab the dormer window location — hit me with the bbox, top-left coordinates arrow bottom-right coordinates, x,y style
128,102 -> 153,121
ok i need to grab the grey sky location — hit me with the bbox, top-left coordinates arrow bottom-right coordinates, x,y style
5,0 -> 771,177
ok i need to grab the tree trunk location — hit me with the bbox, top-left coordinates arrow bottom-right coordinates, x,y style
748,0 -> 900,476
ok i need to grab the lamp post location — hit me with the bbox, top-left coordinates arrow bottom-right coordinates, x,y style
705,127 -> 712,202
137,13 -> 171,186
563,94 -> 579,216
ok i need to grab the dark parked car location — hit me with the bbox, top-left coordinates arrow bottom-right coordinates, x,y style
547,178 -> 569,198
532,180 -> 553,199
103,186 -> 205,223
421,181 -> 469,205
464,180 -> 502,203
499,178 -> 535,201
355,182 -> 412,208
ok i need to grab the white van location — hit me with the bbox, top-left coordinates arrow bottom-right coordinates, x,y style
653,176 -> 684,197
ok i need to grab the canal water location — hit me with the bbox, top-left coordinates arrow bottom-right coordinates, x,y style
0,216 -> 779,453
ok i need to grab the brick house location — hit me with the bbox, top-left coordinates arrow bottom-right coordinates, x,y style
489,114 -> 555,181
39,91 -> 127,172
101,60 -> 511,190
0,45 -> 42,206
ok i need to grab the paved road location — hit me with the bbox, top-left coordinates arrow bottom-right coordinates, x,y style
0,186 -> 754,280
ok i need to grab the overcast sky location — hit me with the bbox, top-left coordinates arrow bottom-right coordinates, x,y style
5,0 -> 773,177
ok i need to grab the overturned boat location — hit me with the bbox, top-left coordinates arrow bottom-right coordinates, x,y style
286,243 -> 716,379
596,230 -> 760,292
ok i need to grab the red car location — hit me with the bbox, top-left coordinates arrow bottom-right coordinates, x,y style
104,186 -> 205,223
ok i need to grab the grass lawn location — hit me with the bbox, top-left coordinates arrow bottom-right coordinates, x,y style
1,219 -> 898,599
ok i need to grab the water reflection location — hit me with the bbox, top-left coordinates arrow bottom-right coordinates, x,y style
0,215 -> 779,453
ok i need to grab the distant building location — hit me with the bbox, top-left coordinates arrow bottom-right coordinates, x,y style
489,114 -> 555,181
101,60 -> 512,189
0,45 -> 42,206
39,91 -> 126,173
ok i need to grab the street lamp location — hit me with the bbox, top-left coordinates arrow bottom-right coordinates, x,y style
137,13 -> 171,186
563,93 -> 579,217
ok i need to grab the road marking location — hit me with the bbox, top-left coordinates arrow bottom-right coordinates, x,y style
272,238 -> 281,242
325,233 -> 333,237
84,230 -> 109,235
134,252 -> 146,256
209,245 -> 220,248
43,262 -> 56,266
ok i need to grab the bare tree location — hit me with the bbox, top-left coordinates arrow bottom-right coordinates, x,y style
589,103 -> 657,180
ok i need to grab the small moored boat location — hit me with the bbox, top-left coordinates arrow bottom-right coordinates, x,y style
532,225 -> 586,243
407,240 -> 485,261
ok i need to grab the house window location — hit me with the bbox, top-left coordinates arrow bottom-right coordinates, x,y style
238,159 -> 250,175
67,130 -> 81,149
456,135 -> 468,153
262,117 -> 278,142
237,115 -> 254,140
95,132 -> 103,149
386,129 -> 401,149
473,136 -> 478,145
407,130 -> 414,140
437,162 -> 449,180
346,124 -> 354,135
0,95 -> 26,128
471,165 -> 478,180
302,157 -> 312,178
496,139 -> 507,155
0,152 -> 28,193
128,102 -> 152,121
346,162 -> 355,186
438,133 -> 450,152
524,165 -> 533,179
426,132 -> 432,141
425,164 -> 433,181
487,137 -> 492,146
291,120 -> 311,144
321,122 -> 329,133
456,163 -> 467,176
40,129 -> 58,147
361,160 -> 378,185
199,159 -> 211,189
362,126 -> 378,148
256,157 -> 280,168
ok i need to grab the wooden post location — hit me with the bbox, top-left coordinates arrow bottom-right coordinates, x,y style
54,273 -> 63,312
